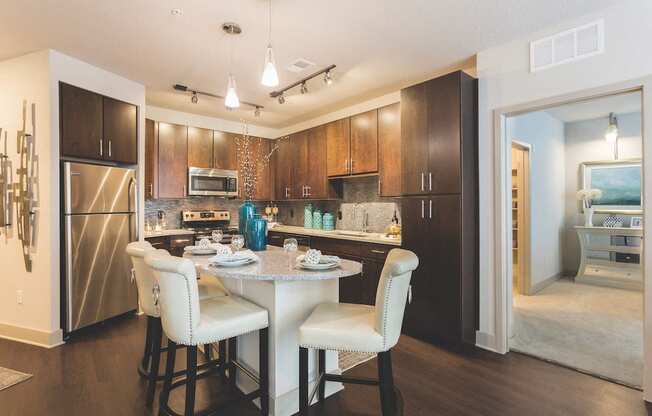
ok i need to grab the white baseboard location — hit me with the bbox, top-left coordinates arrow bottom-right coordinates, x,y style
529,272 -> 562,294
475,331 -> 500,353
0,322 -> 64,348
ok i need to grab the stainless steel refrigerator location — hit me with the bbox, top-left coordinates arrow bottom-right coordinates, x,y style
63,162 -> 138,333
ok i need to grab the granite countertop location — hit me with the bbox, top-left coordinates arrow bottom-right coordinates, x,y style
268,224 -> 401,246
144,229 -> 195,238
186,246 -> 362,281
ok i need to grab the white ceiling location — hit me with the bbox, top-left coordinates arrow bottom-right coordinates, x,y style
0,0 -> 621,128
545,91 -> 642,123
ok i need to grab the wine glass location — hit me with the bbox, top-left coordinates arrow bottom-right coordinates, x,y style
283,238 -> 298,269
231,234 -> 245,252
211,229 -> 223,244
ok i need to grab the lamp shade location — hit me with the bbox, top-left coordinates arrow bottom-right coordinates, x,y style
261,45 -> 279,87
224,74 -> 240,108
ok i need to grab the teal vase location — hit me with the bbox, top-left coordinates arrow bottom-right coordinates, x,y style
246,215 -> 267,251
304,204 -> 313,228
239,201 -> 256,235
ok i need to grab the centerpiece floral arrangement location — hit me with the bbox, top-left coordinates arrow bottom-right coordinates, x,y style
576,188 -> 603,227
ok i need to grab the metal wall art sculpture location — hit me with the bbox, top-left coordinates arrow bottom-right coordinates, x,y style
0,128 -> 13,236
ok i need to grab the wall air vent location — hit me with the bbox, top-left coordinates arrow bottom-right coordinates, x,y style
287,58 -> 315,73
530,19 -> 604,72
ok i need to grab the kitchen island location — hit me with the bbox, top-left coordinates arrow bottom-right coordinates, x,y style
185,247 -> 363,416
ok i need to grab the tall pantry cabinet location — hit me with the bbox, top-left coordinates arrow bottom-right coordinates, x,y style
400,71 -> 478,347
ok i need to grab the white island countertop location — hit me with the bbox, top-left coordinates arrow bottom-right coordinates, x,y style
269,224 -> 401,246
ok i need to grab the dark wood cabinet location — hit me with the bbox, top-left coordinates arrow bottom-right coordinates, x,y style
273,138 -> 293,200
60,83 -> 137,164
213,131 -> 238,171
145,234 -> 195,257
326,118 -> 351,177
102,97 -> 138,164
188,127 -> 214,168
145,119 -> 158,200
290,131 -> 309,199
378,103 -> 401,197
400,71 -> 478,347
252,138 -> 272,201
350,109 -> 378,175
157,122 -> 188,199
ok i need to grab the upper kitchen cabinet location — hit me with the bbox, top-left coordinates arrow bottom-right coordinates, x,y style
188,127 -> 214,169
213,131 -> 238,170
157,122 -> 188,198
378,102 -> 401,197
401,71 -> 475,196
325,118 -> 350,177
252,138 -> 272,201
350,109 -> 378,175
290,131 -> 309,199
145,119 -> 158,200
60,82 -> 138,164
273,136 -> 293,200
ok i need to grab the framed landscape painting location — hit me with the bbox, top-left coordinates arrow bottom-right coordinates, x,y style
581,159 -> 642,214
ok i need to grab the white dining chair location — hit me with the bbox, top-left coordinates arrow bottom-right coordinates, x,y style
298,248 -> 419,416
144,250 -> 270,416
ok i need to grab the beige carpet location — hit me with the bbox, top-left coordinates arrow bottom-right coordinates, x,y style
0,367 -> 32,391
511,279 -> 643,387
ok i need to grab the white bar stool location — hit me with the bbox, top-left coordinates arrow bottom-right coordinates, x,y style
126,241 -> 227,406
298,248 -> 419,416
145,251 -> 270,416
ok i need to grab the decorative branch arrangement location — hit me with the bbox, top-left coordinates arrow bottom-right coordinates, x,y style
235,122 -> 288,200
577,188 -> 603,209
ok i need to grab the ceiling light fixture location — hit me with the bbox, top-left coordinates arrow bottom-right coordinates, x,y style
605,112 -> 619,143
172,84 -> 263,116
171,8 -> 183,16
191,91 -> 198,104
223,22 -> 241,109
278,93 -> 285,104
254,106 -> 261,117
323,70 -> 333,85
260,0 -> 279,87
269,64 -> 336,100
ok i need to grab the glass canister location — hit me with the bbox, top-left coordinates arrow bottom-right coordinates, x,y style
239,200 -> 256,235
304,204 -> 313,228
323,212 -> 335,231
312,209 -> 323,229
246,214 -> 267,251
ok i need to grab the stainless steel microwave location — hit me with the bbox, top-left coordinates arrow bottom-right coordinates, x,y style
188,167 -> 238,197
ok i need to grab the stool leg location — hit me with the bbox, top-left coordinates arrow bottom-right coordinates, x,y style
219,340 -> 227,378
204,343 -> 212,362
228,337 -> 237,389
146,318 -> 163,406
259,328 -> 269,416
378,350 -> 396,416
318,350 -> 326,403
141,316 -> 153,374
185,346 -> 198,416
159,341 -> 177,415
299,347 -> 309,416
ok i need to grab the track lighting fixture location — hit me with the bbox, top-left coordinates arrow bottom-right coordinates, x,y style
605,112 -> 619,143
173,84 -> 264,117
278,93 -> 286,104
269,64 -> 336,101
323,70 -> 333,85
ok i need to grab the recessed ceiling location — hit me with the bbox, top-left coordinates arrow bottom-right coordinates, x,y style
0,0 -> 621,128
545,91 -> 641,123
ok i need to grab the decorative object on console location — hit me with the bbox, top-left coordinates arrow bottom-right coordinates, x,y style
246,214 -> 267,251
303,203 -> 313,228
631,216 -> 643,229
577,188 -> 602,227
603,214 -> 625,228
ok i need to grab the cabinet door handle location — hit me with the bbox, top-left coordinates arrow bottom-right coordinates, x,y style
344,158 -> 348,172
149,183 -> 153,197
99,139 -> 103,157
408,285 -> 413,304
183,185 -> 186,196
429,172 -> 432,191
421,172 -> 425,191
108,139 -> 112,158
429,200 -> 433,219
421,200 -> 425,218
307,186 -> 311,197
370,249 -> 386,255
172,238 -> 192,244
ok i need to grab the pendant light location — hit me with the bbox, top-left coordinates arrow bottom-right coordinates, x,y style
604,112 -> 619,143
261,0 -> 279,87
223,23 -> 241,109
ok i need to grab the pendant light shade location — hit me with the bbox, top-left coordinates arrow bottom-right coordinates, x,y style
261,44 -> 279,87
604,112 -> 619,143
225,74 -> 240,108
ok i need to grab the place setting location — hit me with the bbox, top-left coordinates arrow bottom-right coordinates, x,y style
206,234 -> 260,268
295,248 -> 341,271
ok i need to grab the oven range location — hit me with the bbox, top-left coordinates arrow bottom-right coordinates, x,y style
181,210 -> 238,244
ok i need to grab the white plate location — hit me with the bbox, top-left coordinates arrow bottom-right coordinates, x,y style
185,247 -> 217,255
211,257 -> 256,267
296,261 -> 340,270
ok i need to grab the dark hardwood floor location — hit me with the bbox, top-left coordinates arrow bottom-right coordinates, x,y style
0,314 -> 649,416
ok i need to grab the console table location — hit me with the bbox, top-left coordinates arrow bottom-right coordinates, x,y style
575,226 -> 643,290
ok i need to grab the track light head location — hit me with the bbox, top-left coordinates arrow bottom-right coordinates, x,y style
278,94 -> 285,104
323,70 -> 333,85
300,82 -> 308,94
191,92 -> 198,104
254,106 -> 261,117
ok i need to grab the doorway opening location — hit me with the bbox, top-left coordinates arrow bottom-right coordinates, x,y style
505,90 -> 644,388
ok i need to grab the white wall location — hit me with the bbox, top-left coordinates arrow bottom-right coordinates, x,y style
507,111 -> 566,287
476,0 -> 652,398
0,50 -> 146,347
0,50 -> 58,346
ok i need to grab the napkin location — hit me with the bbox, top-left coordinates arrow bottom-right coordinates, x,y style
198,237 -> 211,248
209,249 -> 259,264
209,243 -> 232,255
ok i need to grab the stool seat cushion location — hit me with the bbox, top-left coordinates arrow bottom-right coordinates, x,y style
190,296 -> 269,345
299,303 -> 384,353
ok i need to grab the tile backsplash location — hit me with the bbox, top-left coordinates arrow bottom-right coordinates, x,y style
145,176 -> 400,233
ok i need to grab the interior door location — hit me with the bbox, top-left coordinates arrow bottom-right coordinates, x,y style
103,96 -> 138,164
350,109 -> 378,174
65,213 -> 138,331
60,83 -> 103,160
400,82 -> 429,195
326,118 -> 351,177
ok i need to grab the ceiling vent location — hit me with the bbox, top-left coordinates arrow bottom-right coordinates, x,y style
287,58 -> 315,73
530,19 -> 604,72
